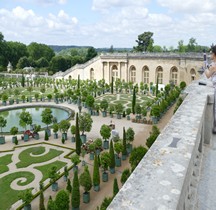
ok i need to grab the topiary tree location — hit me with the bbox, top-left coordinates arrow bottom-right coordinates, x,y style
35,93 -> 39,101
70,125 -> 76,142
111,76 -> 114,94
75,113 -> 81,155
114,141 -> 123,158
55,190 -> 70,210
100,124 -> 111,149
93,154 -> 100,191
132,86 -> 136,114
71,170 -> 80,209
48,166 -> 59,191
71,153 -> 80,171
64,166 -> 69,182
94,138 -> 103,152
126,127 -> 135,153
19,111 -> 32,131
52,123 -> 59,139
0,116 -> 6,141
109,139 -> 115,173
39,182 -> 45,210
85,95 -> 95,112
100,152 -> 111,182
129,145 -> 148,171
10,126 -> 18,143
44,130 -> 49,141
59,119 -> 71,140
115,102 -> 124,116
100,197 -> 113,210
47,196 -> 56,210
100,99 -> 109,117
41,108 -> 53,135
19,188 -> 33,209
80,165 -> 92,203
66,179 -> 72,193
121,168 -> 131,185
180,81 -> 186,90
146,125 -> 160,148
122,127 -> 127,159
113,177 -> 119,197
79,112 -> 93,135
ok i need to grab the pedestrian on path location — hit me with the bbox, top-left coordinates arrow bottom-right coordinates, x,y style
204,45 -> 216,133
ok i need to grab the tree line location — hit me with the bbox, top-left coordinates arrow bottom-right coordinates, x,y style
133,31 -> 210,53
0,32 -> 98,74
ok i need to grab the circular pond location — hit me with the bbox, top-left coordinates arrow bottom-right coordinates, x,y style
0,106 -> 70,132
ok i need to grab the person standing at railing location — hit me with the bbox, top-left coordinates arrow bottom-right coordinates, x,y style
204,45 -> 216,133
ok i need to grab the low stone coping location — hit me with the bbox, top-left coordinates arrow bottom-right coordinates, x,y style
108,80 -> 214,210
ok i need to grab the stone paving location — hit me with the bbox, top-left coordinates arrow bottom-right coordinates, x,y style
197,134 -> 216,210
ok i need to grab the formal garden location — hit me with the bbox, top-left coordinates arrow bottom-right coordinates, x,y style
0,75 -> 186,209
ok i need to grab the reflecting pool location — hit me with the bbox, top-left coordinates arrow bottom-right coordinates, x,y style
0,107 -> 70,132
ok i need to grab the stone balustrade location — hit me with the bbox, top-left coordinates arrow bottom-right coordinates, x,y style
108,80 -> 214,210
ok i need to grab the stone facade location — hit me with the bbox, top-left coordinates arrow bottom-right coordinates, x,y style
54,53 -> 203,85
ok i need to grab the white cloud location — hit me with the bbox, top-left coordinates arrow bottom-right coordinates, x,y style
158,0 -> 216,13
0,6 -> 78,44
58,0 -> 67,4
92,0 -> 150,12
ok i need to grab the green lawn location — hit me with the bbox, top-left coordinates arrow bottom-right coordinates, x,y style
0,154 -> 13,174
35,160 -> 67,182
0,171 -> 35,210
16,146 -> 64,168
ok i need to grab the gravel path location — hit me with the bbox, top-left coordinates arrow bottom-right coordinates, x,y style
0,101 -> 175,210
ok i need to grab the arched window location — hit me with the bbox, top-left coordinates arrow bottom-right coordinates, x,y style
112,65 -> 118,82
190,68 -> 196,81
156,66 -> 163,84
170,67 -> 178,85
90,68 -> 94,80
143,66 -> 149,84
130,66 -> 136,83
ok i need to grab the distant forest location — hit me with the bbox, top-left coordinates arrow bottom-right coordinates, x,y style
49,45 -> 132,54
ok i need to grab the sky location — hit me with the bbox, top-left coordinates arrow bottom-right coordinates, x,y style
0,0 -> 216,48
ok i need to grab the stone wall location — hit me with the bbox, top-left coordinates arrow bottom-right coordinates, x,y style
54,53 -> 203,86
107,80 -> 214,210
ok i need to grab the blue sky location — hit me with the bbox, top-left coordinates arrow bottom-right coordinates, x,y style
0,0 -> 215,48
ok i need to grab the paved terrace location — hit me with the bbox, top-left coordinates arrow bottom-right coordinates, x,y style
108,80 -> 215,210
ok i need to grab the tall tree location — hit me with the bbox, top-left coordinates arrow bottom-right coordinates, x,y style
0,32 -> 8,68
132,86 -> 136,114
133,32 -> 154,52
27,42 -> 55,61
113,178 -> 119,197
156,74 -> 159,97
66,178 -> 72,193
93,154 -> 100,189
122,127 -> 127,157
177,40 -> 186,53
71,170 -> 80,209
109,139 -> 115,171
111,76 -> 114,94
187,37 -> 197,52
39,182 -> 45,210
47,196 -> 57,210
55,190 -> 70,210
75,113 -> 81,155
16,56 -> 30,69
7,41 -> 28,68
85,47 -> 97,62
